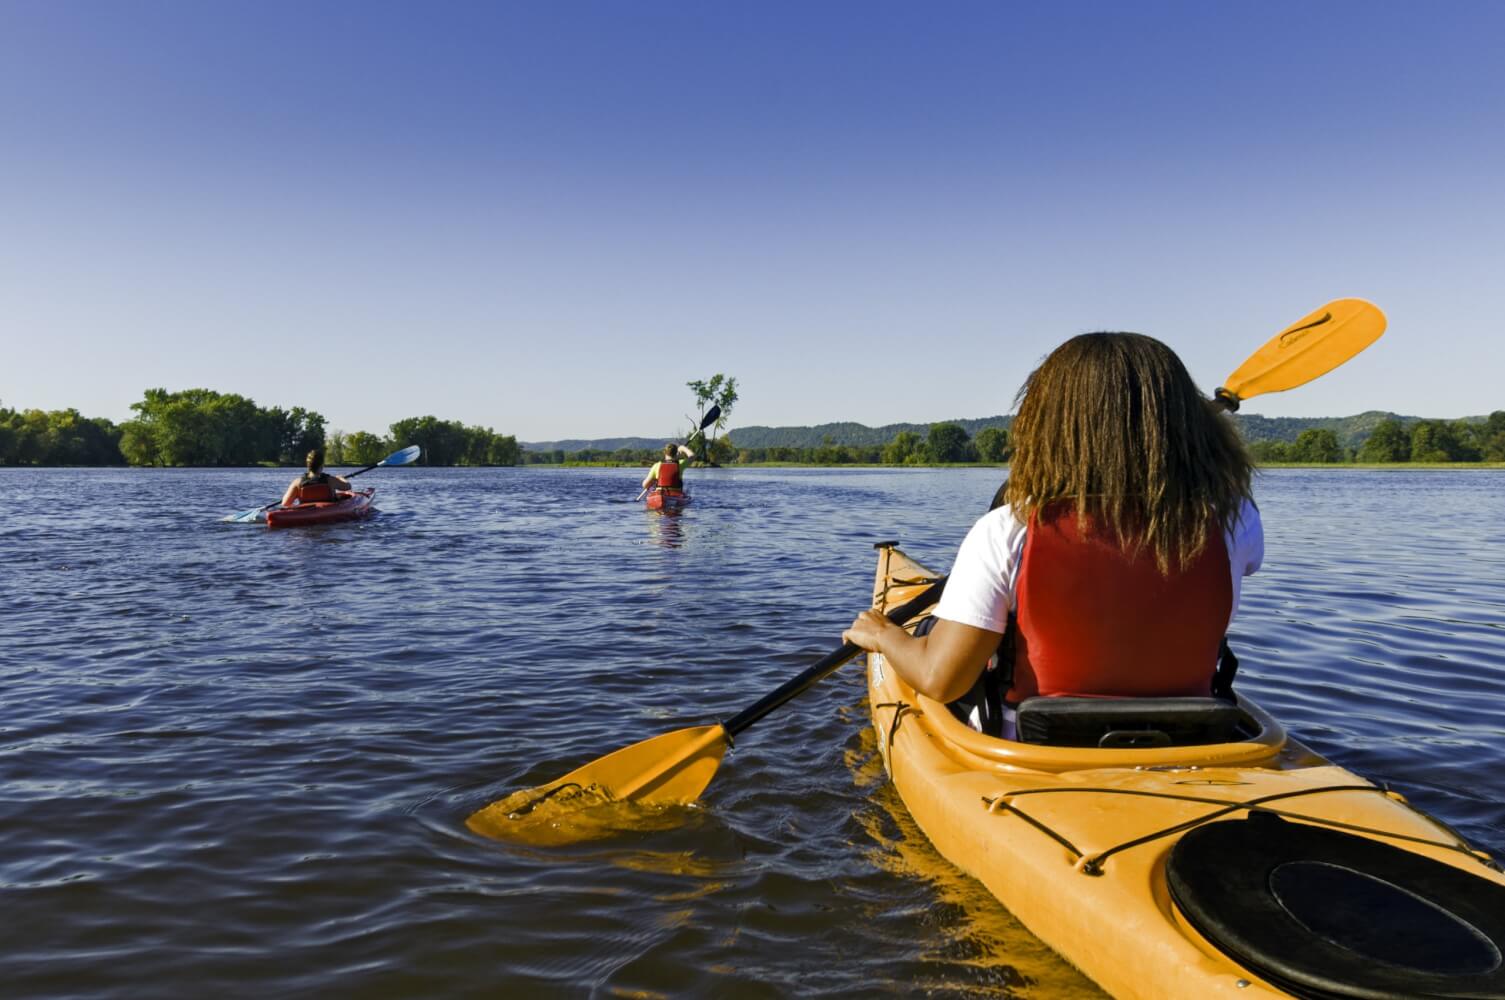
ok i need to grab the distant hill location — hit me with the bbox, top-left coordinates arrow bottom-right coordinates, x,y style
521,436 -> 669,453
525,411 -> 1482,452
727,412 -> 1428,449
727,416 -> 1012,449
1229,410 -> 1427,448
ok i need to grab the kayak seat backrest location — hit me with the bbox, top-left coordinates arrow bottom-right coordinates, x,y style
1015,696 -> 1247,748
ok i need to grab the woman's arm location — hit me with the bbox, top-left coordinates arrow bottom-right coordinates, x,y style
843,612 -> 1002,704
280,479 -> 299,506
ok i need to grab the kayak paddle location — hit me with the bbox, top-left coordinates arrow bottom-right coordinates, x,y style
220,444 -> 422,523
466,578 -> 946,839
697,403 -> 721,435
344,444 -> 422,477
469,298 -> 1387,839
1213,299 -> 1385,411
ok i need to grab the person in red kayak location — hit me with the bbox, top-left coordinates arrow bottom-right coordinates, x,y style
641,443 -> 693,494
281,448 -> 353,507
844,332 -> 1262,736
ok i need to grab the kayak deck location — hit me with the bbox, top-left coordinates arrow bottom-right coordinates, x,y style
866,543 -> 1505,1000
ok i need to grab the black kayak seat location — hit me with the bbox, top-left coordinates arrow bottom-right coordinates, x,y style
1015,696 -> 1246,748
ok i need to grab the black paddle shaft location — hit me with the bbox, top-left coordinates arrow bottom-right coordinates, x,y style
722,577 -> 947,738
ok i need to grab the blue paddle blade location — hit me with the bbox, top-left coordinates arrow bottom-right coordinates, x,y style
381,445 -> 421,467
221,504 -> 274,523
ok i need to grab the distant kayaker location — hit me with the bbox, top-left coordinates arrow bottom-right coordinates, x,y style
844,332 -> 1262,737
281,448 -> 352,506
641,443 -> 693,493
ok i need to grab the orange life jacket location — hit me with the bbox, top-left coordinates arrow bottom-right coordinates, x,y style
1006,506 -> 1231,702
295,473 -> 338,503
656,460 -> 682,489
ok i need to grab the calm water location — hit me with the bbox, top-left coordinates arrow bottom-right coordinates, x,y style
3,467 -> 1503,998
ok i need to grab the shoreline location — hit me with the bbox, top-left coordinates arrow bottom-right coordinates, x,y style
4,461 -> 1503,471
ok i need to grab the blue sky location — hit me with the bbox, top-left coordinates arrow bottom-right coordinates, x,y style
2,1 -> 1501,441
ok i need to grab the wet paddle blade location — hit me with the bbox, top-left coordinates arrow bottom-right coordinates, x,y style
466,724 -> 729,841
1220,299 -> 1386,404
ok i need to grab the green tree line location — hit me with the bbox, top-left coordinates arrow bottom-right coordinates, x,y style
117,389 -> 326,466
5,396 -> 1503,468
0,391 -> 521,467
0,404 -> 123,465
533,414 -> 1505,467
1248,414 -> 1505,464
329,416 -> 520,467
522,422 -> 1014,465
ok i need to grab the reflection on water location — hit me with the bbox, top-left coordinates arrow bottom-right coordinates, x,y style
646,507 -> 687,548
0,465 -> 1501,997
844,726 -> 1106,997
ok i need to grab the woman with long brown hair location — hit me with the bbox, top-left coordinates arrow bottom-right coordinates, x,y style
843,332 -> 1262,735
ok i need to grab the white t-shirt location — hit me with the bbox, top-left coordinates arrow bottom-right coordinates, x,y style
935,499 -> 1264,634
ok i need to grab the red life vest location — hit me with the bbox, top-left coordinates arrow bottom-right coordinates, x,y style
296,473 -> 337,503
656,461 -> 682,489
1007,506 -> 1231,701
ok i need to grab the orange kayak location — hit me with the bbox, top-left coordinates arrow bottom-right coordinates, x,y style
867,542 -> 1505,1000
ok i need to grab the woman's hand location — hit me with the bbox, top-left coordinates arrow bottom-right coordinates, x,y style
843,609 -> 898,652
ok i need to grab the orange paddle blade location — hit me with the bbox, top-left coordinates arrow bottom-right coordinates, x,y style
1219,299 -> 1386,405
467,724 -> 729,842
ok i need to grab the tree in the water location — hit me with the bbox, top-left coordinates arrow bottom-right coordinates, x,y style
686,374 -> 738,461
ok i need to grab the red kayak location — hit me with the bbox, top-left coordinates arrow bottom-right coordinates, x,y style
266,488 -> 376,528
645,487 -> 689,512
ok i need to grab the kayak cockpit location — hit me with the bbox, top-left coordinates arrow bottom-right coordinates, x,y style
867,540 -> 1293,773
1012,695 -> 1248,749
877,668 -> 1291,774
265,488 -> 375,528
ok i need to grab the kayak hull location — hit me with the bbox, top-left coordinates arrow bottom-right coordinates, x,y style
866,544 -> 1505,1000
265,488 -> 375,528
645,488 -> 689,512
